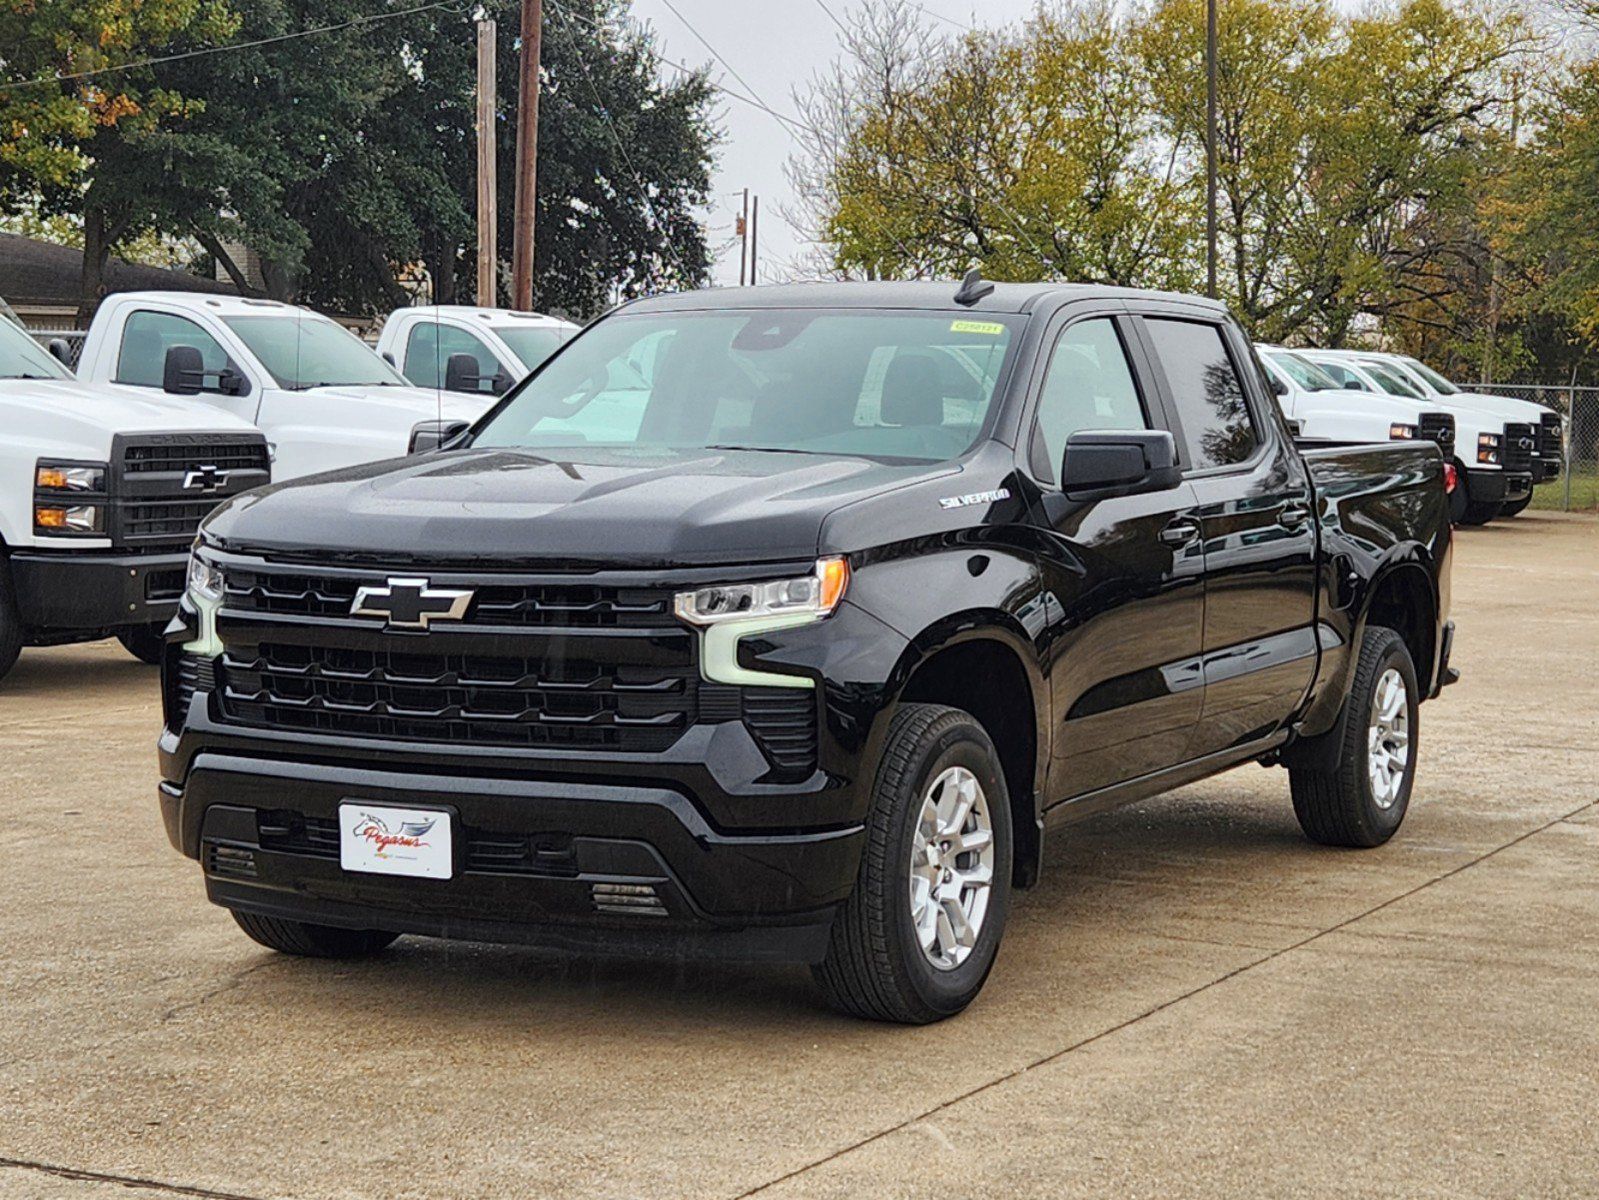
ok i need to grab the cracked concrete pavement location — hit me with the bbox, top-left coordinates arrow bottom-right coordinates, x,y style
1,513 -> 1594,1199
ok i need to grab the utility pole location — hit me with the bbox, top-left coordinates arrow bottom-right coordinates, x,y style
511,0 -> 543,312
476,19 -> 497,308
750,195 -> 760,286
1482,71 -> 1521,386
738,189 -> 750,286
1205,0 -> 1218,300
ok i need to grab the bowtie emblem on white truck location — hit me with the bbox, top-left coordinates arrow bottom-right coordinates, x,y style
350,577 -> 475,630
182,465 -> 228,494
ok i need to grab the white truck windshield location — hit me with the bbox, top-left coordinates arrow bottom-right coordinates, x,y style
224,315 -> 408,391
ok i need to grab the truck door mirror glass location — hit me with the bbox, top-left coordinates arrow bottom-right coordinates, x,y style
409,419 -> 472,454
444,352 -> 484,394
1060,430 -> 1182,500
162,345 -> 206,395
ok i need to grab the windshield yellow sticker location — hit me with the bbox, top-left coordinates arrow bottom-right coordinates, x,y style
950,320 -> 1005,336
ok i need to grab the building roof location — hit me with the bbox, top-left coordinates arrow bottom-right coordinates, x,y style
0,232 -> 236,312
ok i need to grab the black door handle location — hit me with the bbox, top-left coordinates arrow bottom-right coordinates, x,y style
1159,519 -> 1200,547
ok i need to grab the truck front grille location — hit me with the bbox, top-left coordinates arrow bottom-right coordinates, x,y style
1418,412 -> 1455,456
1501,422 -> 1535,473
217,641 -> 697,753
222,569 -> 678,629
111,433 -> 271,548
1539,412 -> 1563,459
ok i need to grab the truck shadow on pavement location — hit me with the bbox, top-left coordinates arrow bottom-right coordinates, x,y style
0,644 -> 159,701
220,785 -> 1322,1033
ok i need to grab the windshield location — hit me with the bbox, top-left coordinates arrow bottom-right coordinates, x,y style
496,326 -> 573,373
1357,359 -> 1426,399
223,314 -> 408,390
471,309 -> 1019,463
1264,350 -> 1339,391
1399,356 -> 1459,395
0,318 -> 72,381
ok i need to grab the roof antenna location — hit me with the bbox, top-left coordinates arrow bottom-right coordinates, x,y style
954,267 -> 995,307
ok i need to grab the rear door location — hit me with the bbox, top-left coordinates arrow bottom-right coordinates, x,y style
1022,308 -> 1208,801
1133,312 -> 1320,755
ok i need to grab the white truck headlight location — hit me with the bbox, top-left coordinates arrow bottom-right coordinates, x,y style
1388,423 -> 1417,440
1477,433 -> 1502,465
187,547 -> 225,603
35,462 -> 108,492
674,558 -> 850,626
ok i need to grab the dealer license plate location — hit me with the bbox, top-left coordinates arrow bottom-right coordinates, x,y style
339,802 -> 453,880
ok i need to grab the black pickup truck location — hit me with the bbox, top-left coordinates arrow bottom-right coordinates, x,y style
159,280 -> 1455,1023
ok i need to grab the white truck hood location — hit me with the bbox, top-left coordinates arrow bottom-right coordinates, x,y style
1423,389 -> 1553,425
0,378 -> 261,461
304,384 -> 493,425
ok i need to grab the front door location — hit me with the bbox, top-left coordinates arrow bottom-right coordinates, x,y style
1024,313 -> 1209,802
1135,316 -> 1320,755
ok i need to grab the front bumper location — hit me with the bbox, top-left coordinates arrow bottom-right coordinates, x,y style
1463,468 -> 1532,505
160,754 -> 860,963
1534,456 -> 1562,484
9,549 -> 188,634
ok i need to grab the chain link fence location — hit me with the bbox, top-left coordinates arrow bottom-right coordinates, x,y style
26,328 -> 87,370
1476,384 -> 1599,512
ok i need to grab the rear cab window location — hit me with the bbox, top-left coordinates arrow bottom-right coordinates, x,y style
1142,318 -> 1260,471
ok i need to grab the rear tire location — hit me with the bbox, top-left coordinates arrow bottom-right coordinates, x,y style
117,623 -> 166,665
1460,498 -> 1503,526
1500,493 -> 1532,518
1447,463 -> 1470,525
814,703 -> 1013,1024
0,557 -> 23,685
1289,625 -> 1418,848
232,910 -> 399,958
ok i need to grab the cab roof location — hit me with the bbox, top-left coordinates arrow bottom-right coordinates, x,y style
625,280 -> 1229,316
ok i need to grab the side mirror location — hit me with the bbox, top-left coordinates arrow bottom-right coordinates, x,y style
1269,375 -> 1289,397
162,344 -> 205,395
1061,430 -> 1182,500
409,419 -> 472,454
444,352 -> 483,394
381,350 -> 397,367
47,338 -> 73,366
492,370 -> 515,396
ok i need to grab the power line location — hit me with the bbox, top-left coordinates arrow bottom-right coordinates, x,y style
4,0 -> 470,91
549,3 -> 693,280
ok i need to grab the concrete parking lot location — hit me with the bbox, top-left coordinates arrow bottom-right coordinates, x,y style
2,514 -> 1595,1200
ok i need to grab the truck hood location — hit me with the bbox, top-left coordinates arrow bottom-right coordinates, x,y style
303,384 -> 492,425
1423,389 -> 1553,425
204,446 -> 962,567
0,378 -> 260,460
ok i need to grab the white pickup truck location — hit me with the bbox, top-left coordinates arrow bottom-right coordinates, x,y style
75,293 -> 495,480
1259,345 -> 1459,456
0,306 -> 268,683
374,306 -> 578,398
1298,350 -> 1529,526
1345,351 -> 1562,517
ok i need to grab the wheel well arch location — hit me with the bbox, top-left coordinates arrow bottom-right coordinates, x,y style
895,631 -> 1045,889
1362,560 -> 1437,684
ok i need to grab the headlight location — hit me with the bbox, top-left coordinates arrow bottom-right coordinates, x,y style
35,461 -> 108,492
1389,423 -> 1418,440
34,504 -> 103,534
674,557 -> 849,626
187,546 -> 225,603
1477,433 -> 1502,465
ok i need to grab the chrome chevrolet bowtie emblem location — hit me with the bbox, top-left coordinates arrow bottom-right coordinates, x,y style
183,464 -> 227,493
351,577 -> 474,630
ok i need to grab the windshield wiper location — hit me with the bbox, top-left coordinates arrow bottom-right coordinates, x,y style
703,444 -> 833,457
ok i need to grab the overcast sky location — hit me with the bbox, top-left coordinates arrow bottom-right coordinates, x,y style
628,0 -> 1044,285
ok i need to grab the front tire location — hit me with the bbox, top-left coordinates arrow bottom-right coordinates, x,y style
1289,625 -> 1419,848
1447,463 -> 1470,525
1500,493 -> 1532,518
814,703 -> 1013,1024
1459,498 -> 1503,526
117,623 -> 166,665
232,911 -> 399,958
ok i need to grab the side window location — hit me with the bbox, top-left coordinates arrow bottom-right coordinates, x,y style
1143,319 -> 1259,470
1316,362 -> 1369,392
403,322 -> 505,390
1031,317 -> 1148,482
115,311 -> 231,388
